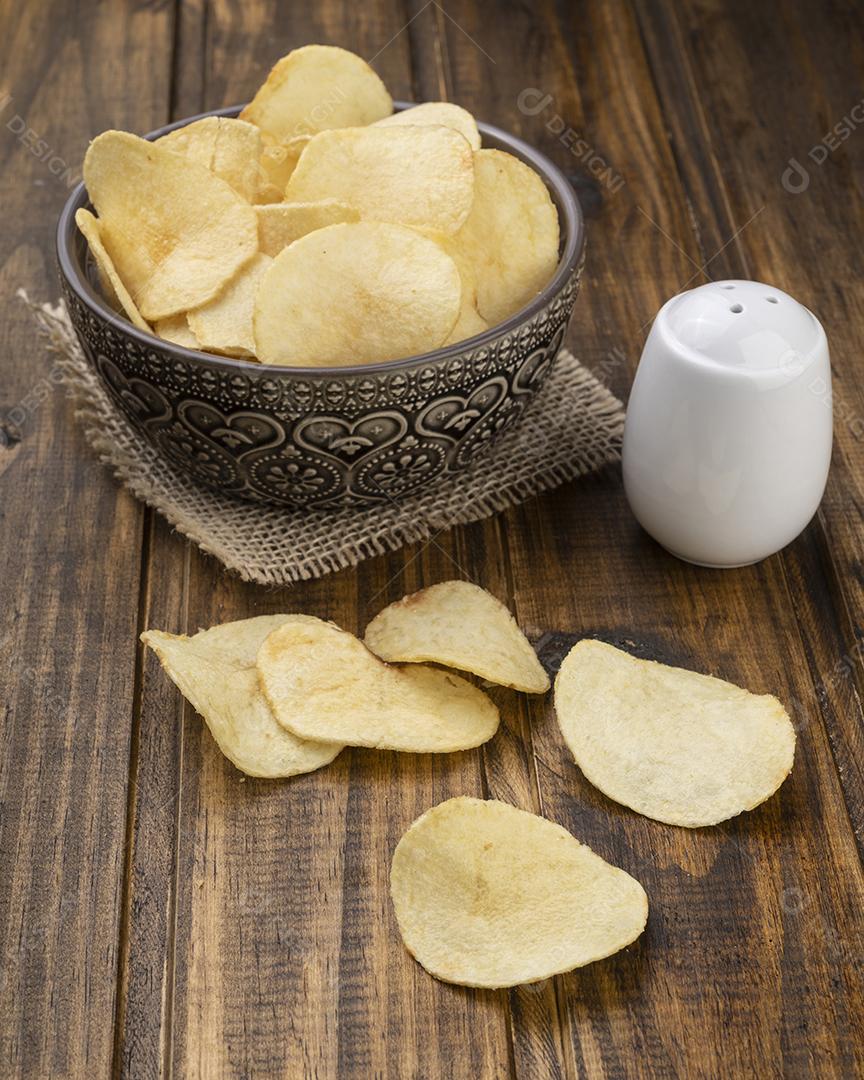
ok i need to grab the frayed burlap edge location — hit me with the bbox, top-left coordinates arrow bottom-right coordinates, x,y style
22,292 -> 624,587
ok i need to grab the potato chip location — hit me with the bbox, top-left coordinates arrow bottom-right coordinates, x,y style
142,615 -> 342,779
554,640 -> 796,827
255,199 -> 359,257
75,208 -> 150,331
257,134 -> 311,201
240,45 -> 392,143
285,133 -> 311,155
257,619 -> 499,752
373,101 -> 481,150
365,581 -> 549,693
83,130 -> 259,321
285,125 -> 474,235
440,261 -> 488,344
254,222 -> 461,366
444,148 -> 559,325
443,290 -> 488,345
390,797 -> 648,988
191,613 -> 329,664
187,252 -> 272,358
157,116 -> 263,202
154,313 -> 199,349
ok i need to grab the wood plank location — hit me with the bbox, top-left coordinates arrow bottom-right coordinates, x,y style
0,1 -> 173,1076
632,0 -> 864,856
111,518 -> 189,1079
441,0 -> 864,1076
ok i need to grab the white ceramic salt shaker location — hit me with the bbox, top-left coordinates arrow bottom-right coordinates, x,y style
622,280 -> 832,567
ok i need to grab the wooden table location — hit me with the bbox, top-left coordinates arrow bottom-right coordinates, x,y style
2,1 -> 862,1077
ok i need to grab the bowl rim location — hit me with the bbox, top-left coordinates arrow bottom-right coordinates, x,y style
57,101 -> 584,377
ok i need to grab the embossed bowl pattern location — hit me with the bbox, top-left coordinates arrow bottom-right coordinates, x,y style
57,105 -> 585,509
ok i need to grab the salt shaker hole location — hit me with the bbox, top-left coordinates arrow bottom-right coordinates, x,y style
765,296 -> 779,304
730,303 -> 744,313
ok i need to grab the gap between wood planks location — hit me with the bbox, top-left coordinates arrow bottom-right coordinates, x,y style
110,505 -> 154,1079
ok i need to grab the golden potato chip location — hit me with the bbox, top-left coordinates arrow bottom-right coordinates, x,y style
365,581 -> 549,693
390,797 -> 648,988
240,45 -> 392,143
285,133 -> 312,155
444,148 -> 559,325
154,313 -> 199,349
443,290 -> 488,345
440,261 -> 488,344
257,134 -> 311,201
373,101 -> 481,150
157,116 -> 263,202
554,640 -> 796,827
187,253 -> 272,358
75,208 -> 150,331
83,130 -> 259,321
257,619 -> 499,752
285,125 -> 474,235
254,222 -> 461,366
191,613 -> 329,664
255,199 -> 359,257
191,617 -> 328,665
141,616 -> 342,779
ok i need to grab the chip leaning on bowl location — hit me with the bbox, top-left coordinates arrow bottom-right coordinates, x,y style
74,43 -> 561,367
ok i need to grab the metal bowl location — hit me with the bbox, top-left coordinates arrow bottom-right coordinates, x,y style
57,104 -> 584,509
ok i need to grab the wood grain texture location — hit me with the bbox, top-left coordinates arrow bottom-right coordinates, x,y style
0,0 -> 861,1077
0,1 -> 171,1077
439,0 -> 864,1076
632,0 -> 864,856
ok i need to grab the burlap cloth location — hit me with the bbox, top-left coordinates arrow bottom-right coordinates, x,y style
24,294 -> 624,586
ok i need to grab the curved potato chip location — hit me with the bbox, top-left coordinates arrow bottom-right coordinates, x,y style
240,45 -> 392,143
443,291 -> 488,344
75,208 -> 150,331
257,619 -> 499,752
444,148 -> 559,325
373,101 -> 481,150
257,134 -> 312,201
439,260 -> 488,345
157,116 -> 263,202
188,252 -> 272,358
254,222 -> 461,366
284,134 -> 311,154
83,131 -> 259,321
255,199 -> 359,257
390,797 -> 648,988
191,613 -> 329,664
285,125 -> 474,235
365,581 -> 549,693
142,616 -> 342,779
154,313 -> 200,349
554,640 -> 796,827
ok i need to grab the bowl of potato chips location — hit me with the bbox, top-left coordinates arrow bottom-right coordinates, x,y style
57,45 -> 584,508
